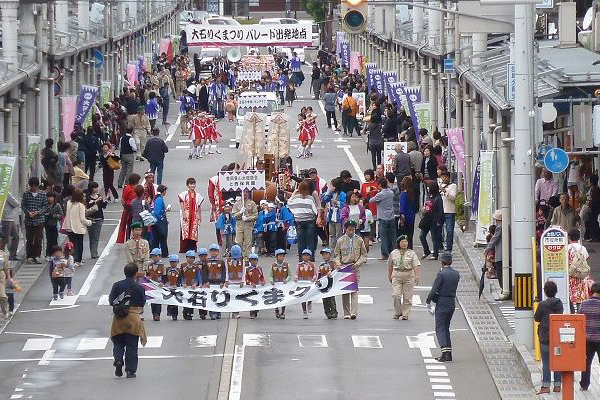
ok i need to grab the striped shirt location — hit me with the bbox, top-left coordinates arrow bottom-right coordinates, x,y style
579,297 -> 600,342
287,194 -> 318,222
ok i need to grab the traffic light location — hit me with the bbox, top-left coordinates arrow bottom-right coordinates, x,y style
341,0 -> 368,34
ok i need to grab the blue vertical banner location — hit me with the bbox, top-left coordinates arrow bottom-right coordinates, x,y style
373,69 -> 385,95
75,85 -> 99,125
383,71 -> 398,95
336,31 -> 346,62
339,40 -> 351,68
404,86 -> 422,133
389,82 -> 406,111
366,63 -> 378,92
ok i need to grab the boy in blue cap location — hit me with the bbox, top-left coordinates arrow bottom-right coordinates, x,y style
165,254 -> 181,321
146,248 -> 164,321
181,250 -> 199,320
196,248 -> 209,319
226,244 -> 245,319
269,249 -> 292,319
245,253 -> 265,318
295,249 -> 317,319
319,248 -> 338,319
203,244 -> 226,319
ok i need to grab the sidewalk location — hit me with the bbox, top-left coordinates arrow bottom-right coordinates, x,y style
455,228 -> 600,399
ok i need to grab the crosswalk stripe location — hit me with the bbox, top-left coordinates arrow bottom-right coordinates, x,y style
433,392 -> 455,397
351,335 -> 382,348
23,338 -> 55,351
49,295 -> 78,306
430,378 -> 451,383
357,295 -> 373,304
77,338 -> 109,351
98,295 -> 109,306
190,335 -> 217,348
426,365 -> 446,370
412,295 -> 422,305
298,335 -> 328,348
142,336 -> 163,348
428,371 -> 449,377
243,334 -> 270,347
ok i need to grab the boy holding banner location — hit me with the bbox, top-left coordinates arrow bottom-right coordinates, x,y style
270,249 -> 292,319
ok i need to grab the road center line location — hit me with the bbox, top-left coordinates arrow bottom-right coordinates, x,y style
217,316 -> 239,400
228,344 -> 245,400
166,115 -> 181,142
337,145 -> 365,183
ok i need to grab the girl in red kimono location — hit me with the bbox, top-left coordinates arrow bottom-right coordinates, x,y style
189,111 -> 205,159
205,115 -> 222,155
304,106 -> 318,158
179,177 -> 204,252
117,173 -> 141,243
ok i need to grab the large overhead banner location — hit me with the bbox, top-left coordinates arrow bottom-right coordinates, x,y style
140,266 -> 358,312
186,23 -> 313,47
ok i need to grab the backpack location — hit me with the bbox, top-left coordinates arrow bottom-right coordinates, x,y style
569,248 -> 590,279
112,287 -> 133,318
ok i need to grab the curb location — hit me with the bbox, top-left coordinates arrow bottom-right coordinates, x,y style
454,227 -> 542,397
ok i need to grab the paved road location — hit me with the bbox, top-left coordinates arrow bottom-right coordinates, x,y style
0,67 -> 501,400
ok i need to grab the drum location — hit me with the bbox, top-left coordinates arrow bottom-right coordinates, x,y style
251,181 -> 277,203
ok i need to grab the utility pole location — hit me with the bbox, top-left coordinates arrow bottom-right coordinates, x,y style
513,2 -> 535,348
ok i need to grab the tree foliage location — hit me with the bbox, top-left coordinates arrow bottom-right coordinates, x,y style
303,0 -> 326,23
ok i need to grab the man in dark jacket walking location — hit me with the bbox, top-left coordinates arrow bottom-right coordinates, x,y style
142,128 -> 169,185
426,251 -> 460,363
534,281 -> 563,394
109,262 -> 147,378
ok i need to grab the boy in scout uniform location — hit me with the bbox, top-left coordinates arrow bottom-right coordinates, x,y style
332,220 -> 367,320
125,222 -> 150,272
196,248 -> 209,319
245,253 -> 265,318
269,249 -> 292,319
295,249 -> 317,320
387,235 -> 421,320
181,250 -> 199,320
165,254 -> 182,321
319,248 -> 338,319
426,251 -> 460,362
226,244 -> 245,319
203,244 -> 226,320
145,248 -> 164,321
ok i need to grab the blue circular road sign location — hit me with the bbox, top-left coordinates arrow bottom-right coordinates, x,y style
544,147 -> 569,174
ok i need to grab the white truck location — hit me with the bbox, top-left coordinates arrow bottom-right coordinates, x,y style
235,91 -> 280,149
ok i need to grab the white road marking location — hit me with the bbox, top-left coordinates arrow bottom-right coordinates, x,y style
38,350 -> 55,366
179,139 -> 192,143
357,294 -> 373,304
176,145 -> 191,149
23,338 -> 55,351
298,335 -> 328,348
433,393 -> 455,398
165,115 -> 181,142
77,338 -> 109,351
351,335 -> 382,348
243,334 -> 270,347
334,137 -> 348,143
432,385 -> 454,390
77,226 -> 119,297
412,294 -> 422,305
141,336 -> 163,348
97,295 -> 109,306
426,365 -> 447,370
428,371 -> 449,377
358,286 -> 378,289
318,100 -> 326,116
190,335 -> 217,348
430,378 -> 451,383
337,145 -> 365,183
420,348 -> 433,357
5,332 -> 62,339
17,305 -> 81,314
228,345 -> 245,400
49,295 -> 79,306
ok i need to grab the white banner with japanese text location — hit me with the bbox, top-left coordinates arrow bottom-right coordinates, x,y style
383,142 -> 408,174
140,266 -> 358,312
186,23 -> 313,47
219,170 -> 266,192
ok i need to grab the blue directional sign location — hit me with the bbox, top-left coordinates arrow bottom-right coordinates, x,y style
443,58 -> 454,74
93,50 -> 104,69
544,147 -> 569,174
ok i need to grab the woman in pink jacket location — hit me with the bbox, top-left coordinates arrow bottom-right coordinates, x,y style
340,191 -> 366,234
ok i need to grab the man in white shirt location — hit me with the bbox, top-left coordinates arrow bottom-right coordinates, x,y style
439,171 -> 458,252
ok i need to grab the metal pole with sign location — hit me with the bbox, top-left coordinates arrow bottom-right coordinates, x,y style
540,227 -> 570,313
443,58 -> 454,173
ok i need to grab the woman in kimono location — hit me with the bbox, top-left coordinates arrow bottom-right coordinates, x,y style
209,77 -> 227,119
179,177 -> 204,252
117,173 -> 141,243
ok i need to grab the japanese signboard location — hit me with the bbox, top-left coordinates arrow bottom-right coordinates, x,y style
373,69 -> 384,95
139,266 -> 358,312
238,70 -> 263,82
540,227 -> 570,311
100,81 -> 112,106
507,63 -> 516,102
383,71 -> 398,95
446,128 -> 466,176
354,93 -> 366,116
414,103 -> 431,133
475,150 -> 494,244
339,40 -> 350,68
75,85 -> 99,125
0,156 -> 15,219
237,93 -> 268,109
26,135 -> 40,169
186,23 -> 313,47
404,86 -> 422,135
383,142 -> 408,174
219,170 -> 266,192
